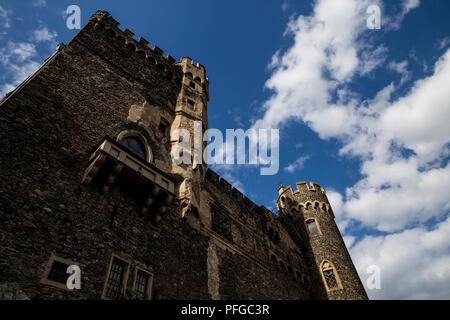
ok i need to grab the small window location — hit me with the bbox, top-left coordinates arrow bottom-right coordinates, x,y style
281,196 -> 288,208
133,268 -> 153,300
40,254 -> 78,290
187,99 -> 195,110
103,256 -> 130,300
306,219 -> 319,235
116,130 -> 153,162
321,261 -> 341,291
120,137 -> 146,159
323,269 -> 338,289
47,261 -> 71,285
190,81 -> 196,89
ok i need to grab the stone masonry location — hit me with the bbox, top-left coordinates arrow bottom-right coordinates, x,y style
0,10 -> 367,300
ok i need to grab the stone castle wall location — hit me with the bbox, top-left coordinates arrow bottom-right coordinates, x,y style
0,10 -> 366,300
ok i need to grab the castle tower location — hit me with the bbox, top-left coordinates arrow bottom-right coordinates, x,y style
276,182 -> 368,300
170,57 -> 210,217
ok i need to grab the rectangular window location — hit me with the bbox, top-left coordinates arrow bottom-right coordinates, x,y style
47,260 -> 70,284
187,99 -> 195,110
134,268 -> 153,300
40,254 -> 78,290
306,220 -> 319,235
104,256 -> 129,300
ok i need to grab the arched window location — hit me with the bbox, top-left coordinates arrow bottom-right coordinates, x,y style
281,196 -> 288,208
305,218 -> 320,235
116,130 -> 153,162
321,261 -> 342,291
120,137 -> 146,159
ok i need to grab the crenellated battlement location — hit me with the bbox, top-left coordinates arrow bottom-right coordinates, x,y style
295,181 -> 326,194
90,11 -> 183,81
277,181 -> 332,216
178,57 -> 210,101
205,168 -> 272,214
179,57 -> 207,79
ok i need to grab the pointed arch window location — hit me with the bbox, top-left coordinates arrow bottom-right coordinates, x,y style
321,261 -> 342,291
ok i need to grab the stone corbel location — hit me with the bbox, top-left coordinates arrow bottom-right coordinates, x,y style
154,194 -> 174,223
141,186 -> 161,215
81,154 -> 106,185
102,163 -> 124,193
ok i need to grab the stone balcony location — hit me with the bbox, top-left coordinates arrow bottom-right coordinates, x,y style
81,136 -> 175,222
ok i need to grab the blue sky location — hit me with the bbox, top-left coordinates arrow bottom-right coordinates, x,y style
1,0 -> 449,299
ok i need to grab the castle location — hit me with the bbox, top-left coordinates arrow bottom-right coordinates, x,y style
0,11 -> 367,300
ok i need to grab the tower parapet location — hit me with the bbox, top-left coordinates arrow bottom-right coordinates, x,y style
90,11 -> 180,76
278,181 -> 334,218
277,180 -> 367,300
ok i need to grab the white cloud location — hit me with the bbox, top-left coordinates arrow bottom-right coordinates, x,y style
284,155 -> 310,173
0,5 -> 12,29
253,0 -> 450,232
352,216 -> 450,299
437,36 -> 450,50
252,0 -> 449,298
387,60 -> 410,85
387,0 -> 421,30
401,0 -> 420,15
343,235 -> 356,249
31,26 -> 58,42
0,42 -> 41,97
0,42 -> 37,63
0,60 -> 41,97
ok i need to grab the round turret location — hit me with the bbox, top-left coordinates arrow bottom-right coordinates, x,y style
277,181 -> 367,300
